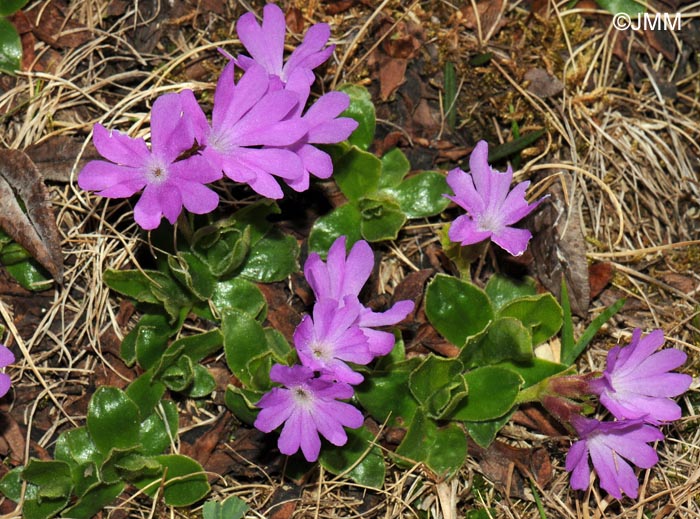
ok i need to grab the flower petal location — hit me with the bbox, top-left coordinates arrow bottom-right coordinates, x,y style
490,226 -> 533,256
448,215 -> 492,246
236,4 -> 285,76
78,161 -> 145,198
92,124 -> 150,166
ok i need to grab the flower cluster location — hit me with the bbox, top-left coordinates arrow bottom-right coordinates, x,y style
0,344 -> 14,398
78,3 -> 357,230
444,140 -> 544,256
254,236 -> 414,461
564,329 -> 691,499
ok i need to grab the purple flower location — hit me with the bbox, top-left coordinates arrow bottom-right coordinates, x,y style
182,62 -> 309,199
236,3 -> 334,90
304,236 -> 414,356
445,140 -> 544,256
0,345 -> 14,397
78,92 -> 221,230
278,71 -> 359,191
294,298 -> 373,385
566,416 -> 663,499
254,364 -> 364,462
588,329 -> 691,424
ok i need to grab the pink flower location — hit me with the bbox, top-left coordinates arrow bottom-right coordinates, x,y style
566,416 -> 663,499
0,345 -> 14,397
294,298 -> 374,385
445,140 -> 544,256
235,3 -> 334,89
78,92 -> 221,230
181,63 -> 309,199
588,329 -> 691,424
254,364 -> 364,462
304,236 -> 414,356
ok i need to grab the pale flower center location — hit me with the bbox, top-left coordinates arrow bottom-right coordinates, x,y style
477,210 -> 503,233
145,159 -> 169,186
309,341 -> 332,362
292,386 -> 313,407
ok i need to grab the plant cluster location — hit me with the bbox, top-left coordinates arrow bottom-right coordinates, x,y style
0,2 -> 691,517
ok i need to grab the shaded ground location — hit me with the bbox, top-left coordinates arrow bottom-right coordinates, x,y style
0,0 -> 699,517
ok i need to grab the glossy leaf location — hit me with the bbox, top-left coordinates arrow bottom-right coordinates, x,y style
196,227 -> 251,278
184,364 -> 217,398
595,0 -> 646,15
308,203 -> 362,257
485,274 -> 537,312
319,426 -> 385,488
225,385 -> 263,426
265,328 -> 292,363
161,355 -> 194,392
338,84 -> 376,150
154,454 -> 210,506
4,258 -> 53,291
460,317 -> 533,368
379,147 -> 410,189
120,312 -> 178,367
0,0 -> 28,15
139,400 -> 178,455
167,252 -> 215,300
22,459 -> 73,499
395,410 -> 467,478
239,229 -> 298,282
425,274 -> 493,346
449,367 -> 523,422
62,481 -> 125,519
222,308 -> 267,387
202,496 -> 250,519
210,278 -> 267,321
54,427 -> 102,467
409,355 -> 468,418
0,18 -> 21,76
390,171 -> 450,218
125,372 -> 166,418
359,196 -> 406,242
465,408 -> 516,449
22,483 -> 69,519
87,387 -> 141,454
496,358 -> 569,388
103,269 -> 162,305
499,294 -> 562,346
333,146 -> 381,201
356,358 -> 420,427
0,466 -> 23,501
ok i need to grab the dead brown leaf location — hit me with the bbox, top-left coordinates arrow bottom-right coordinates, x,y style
25,135 -> 100,183
524,68 -> 564,98
27,0 -> 92,50
0,149 -> 64,284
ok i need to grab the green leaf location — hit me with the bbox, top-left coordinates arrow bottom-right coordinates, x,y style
225,385 -> 263,425
161,355 -> 194,392
308,203 -> 362,257
184,364 -> 216,398
0,0 -> 29,16
195,227 -> 251,278
22,483 -> 69,519
561,297 -> 626,366
465,408 -> 516,449
409,355 -> 468,418
356,359 -> 420,427
210,278 -> 267,321
87,387 -> 141,454
120,311 -> 178,367
125,372 -> 166,418
486,130 -> 545,163
202,496 -> 250,519
103,269 -> 162,304
485,274 -> 537,312
424,274 -> 494,346
265,328 -> 292,363
0,18 -> 21,74
61,481 -> 125,519
395,410 -> 467,478
560,279 -> 575,364
139,401 -> 178,455
497,358 -> 569,388
4,259 -> 53,291
595,0 -> 646,15
319,426 -> 385,488
149,272 -> 191,322
0,466 -> 23,501
499,294 -> 562,346
338,84 -> 376,150
169,329 -> 224,365
239,229 -> 298,282
389,171 -> 450,218
333,146 -> 382,201
359,196 -> 406,242
22,459 -> 72,499
222,308 -> 267,387
449,367 -> 523,422
460,317 -> 533,368
379,148 -> 410,189
167,252 -> 215,300
55,427 -> 102,467
134,454 -> 210,507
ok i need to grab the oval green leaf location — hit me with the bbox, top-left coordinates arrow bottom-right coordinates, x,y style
319,426 -> 385,488
0,18 -> 21,73
449,367 -> 523,422
308,203 -> 362,257
333,146 -> 381,201
338,84 -> 376,150
424,274 -> 494,346
390,171 -> 450,218
87,387 -> 141,454
499,294 -> 562,346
